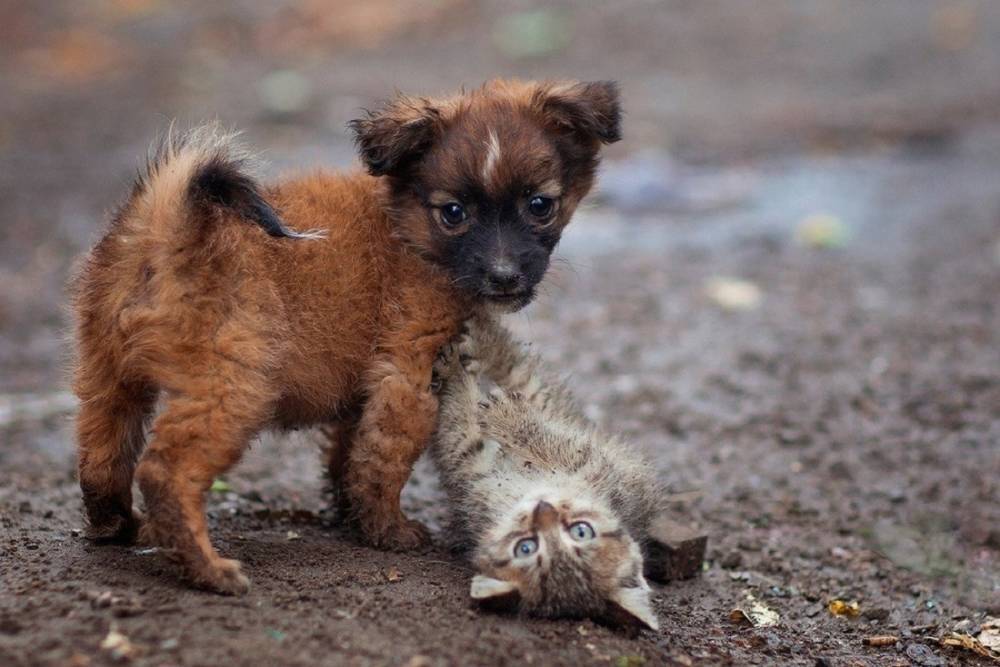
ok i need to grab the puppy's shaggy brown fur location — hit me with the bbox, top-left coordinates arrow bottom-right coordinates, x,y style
71,80 -> 619,593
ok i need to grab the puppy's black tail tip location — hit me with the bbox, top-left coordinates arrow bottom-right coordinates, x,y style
137,123 -> 324,240
189,156 -> 311,239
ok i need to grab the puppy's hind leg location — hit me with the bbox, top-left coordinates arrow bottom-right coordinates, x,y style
319,400 -> 363,520
135,363 -> 273,595
75,354 -> 156,544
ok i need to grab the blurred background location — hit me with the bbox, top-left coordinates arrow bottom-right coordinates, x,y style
1,2 -> 999,665
2,0 -> 1000,388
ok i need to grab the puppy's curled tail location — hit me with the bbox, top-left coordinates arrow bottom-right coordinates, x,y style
123,123 -> 321,244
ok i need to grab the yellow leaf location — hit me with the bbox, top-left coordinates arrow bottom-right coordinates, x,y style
729,593 -> 779,627
796,213 -> 850,249
827,599 -> 860,617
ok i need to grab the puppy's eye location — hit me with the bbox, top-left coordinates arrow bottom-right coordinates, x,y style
439,202 -> 467,227
568,521 -> 595,541
513,537 -> 539,558
528,196 -> 555,219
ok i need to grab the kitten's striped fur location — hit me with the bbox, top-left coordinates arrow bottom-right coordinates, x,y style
431,315 -> 663,630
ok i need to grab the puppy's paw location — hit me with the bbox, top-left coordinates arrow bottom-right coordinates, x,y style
364,515 -> 430,551
85,507 -> 144,545
434,341 -> 459,374
193,557 -> 251,596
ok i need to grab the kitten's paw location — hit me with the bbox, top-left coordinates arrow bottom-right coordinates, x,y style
476,380 -> 506,407
456,331 -> 481,373
192,557 -> 251,596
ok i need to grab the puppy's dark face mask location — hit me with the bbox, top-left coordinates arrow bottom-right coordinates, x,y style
350,79 -> 621,311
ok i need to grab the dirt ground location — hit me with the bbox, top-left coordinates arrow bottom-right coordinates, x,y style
1,2 -> 999,665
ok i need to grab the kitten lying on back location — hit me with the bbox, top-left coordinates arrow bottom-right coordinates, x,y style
431,315 -> 665,630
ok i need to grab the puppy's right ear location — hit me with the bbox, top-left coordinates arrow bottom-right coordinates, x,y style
534,80 -> 622,145
348,96 -> 443,176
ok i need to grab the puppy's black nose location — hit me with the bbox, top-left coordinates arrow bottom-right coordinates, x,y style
487,265 -> 522,292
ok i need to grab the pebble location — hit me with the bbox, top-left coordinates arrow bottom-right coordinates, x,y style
862,607 -> 890,621
720,551 -> 743,569
904,642 -> 945,666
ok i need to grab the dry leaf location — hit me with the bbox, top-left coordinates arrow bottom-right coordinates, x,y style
940,632 -> 1000,663
729,593 -> 779,627
209,478 -> 231,493
828,599 -> 861,617
100,626 -> 136,662
385,567 -> 402,582
980,617 -> 1000,653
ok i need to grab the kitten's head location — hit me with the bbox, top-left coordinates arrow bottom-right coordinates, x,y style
470,490 -> 658,631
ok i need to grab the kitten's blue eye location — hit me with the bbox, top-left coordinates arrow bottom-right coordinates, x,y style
514,537 -> 538,557
568,521 -> 595,541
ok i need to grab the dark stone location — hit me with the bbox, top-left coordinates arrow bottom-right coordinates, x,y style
644,516 -> 708,583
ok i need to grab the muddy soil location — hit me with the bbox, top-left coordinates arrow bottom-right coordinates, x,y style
2,2 -> 999,665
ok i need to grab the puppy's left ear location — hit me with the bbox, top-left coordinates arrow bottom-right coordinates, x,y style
534,80 -> 622,145
348,96 -> 444,176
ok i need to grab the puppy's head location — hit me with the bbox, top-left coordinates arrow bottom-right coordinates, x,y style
350,79 -> 621,311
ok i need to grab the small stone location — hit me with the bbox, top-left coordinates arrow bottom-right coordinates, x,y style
0,616 -> 23,635
644,516 -> 708,582
720,551 -> 743,569
863,607 -> 890,621
92,591 -> 114,609
904,642 -> 945,666
704,276 -> 762,311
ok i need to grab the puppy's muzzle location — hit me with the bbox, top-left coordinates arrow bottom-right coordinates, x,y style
485,260 -> 525,295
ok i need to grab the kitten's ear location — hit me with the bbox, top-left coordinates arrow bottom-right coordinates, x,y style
533,81 -> 622,145
348,95 -> 443,176
470,575 -> 521,612
607,585 -> 659,631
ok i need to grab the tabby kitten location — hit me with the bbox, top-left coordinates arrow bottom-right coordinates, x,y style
431,315 -> 664,630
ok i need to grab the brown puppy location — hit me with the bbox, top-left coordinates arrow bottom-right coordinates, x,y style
71,79 -> 620,594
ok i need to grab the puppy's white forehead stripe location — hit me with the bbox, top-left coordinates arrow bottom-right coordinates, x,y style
483,129 -> 502,186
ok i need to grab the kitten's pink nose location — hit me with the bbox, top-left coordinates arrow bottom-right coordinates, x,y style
531,500 -> 559,530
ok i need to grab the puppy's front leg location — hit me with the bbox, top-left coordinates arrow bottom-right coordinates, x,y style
345,341 -> 446,550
